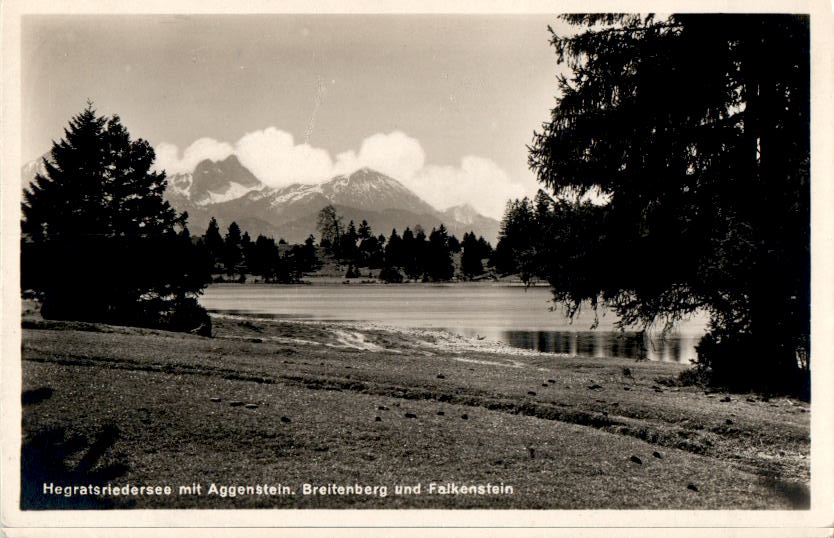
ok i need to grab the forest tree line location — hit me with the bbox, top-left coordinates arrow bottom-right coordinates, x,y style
191,205 -> 494,284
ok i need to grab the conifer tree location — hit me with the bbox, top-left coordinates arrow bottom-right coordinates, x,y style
528,14 -> 810,393
223,221 -> 243,277
461,232 -> 484,279
426,225 -> 454,281
203,217 -> 224,270
21,103 -> 211,333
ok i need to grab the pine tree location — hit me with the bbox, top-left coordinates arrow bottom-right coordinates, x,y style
528,14 -> 810,394
358,219 -> 372,240
461,231 -> 484,279
203,217 -> 224,270
492,198 -> 536,276
426,225 -> 454,281
21,103 -> 211,333
223,221 -> 243,277
240,231 -> 253,274
384,228 -> 403,268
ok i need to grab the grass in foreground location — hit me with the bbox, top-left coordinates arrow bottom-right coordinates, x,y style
20,311 -> 809,509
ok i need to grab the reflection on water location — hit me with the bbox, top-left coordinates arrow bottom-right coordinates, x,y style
500,330 -> 698,363
201,283 -> 707,364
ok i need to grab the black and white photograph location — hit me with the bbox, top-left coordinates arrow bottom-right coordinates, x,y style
2,0 -> 833,533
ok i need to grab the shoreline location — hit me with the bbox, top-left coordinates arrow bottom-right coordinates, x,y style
206,278 -> 556,288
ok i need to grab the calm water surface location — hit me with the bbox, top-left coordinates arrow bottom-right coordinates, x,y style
200,283 -> 708,363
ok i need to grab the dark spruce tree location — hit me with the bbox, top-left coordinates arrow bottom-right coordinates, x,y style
250,235 -> 280,281
426,225 -> 454,281
223,221 -> 243,278
21,103 -> 212,334
240,230 -> 253,274
291,234 -> 320,274
384,228 -> 404,268
461,231 -> 491,279
340,220 -> 359,262
492,198 -> 538,278
203,217 -> 225,272
528,15 -> 810,395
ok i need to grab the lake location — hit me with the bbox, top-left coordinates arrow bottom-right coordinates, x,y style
200,283 -> 709,364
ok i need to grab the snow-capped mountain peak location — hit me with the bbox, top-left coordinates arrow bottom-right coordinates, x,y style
320,168 -> 436,215
443,203 -> 480,225
167,155 -> 265,206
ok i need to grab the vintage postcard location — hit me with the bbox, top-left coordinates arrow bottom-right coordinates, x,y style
2,0 -> 832,535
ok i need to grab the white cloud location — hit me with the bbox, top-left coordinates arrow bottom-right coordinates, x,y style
235,127 -> 334,186
154,138 -> 233,175
410,156 -> 527,218
333,131 -> 425,181
154,128 -> 528,218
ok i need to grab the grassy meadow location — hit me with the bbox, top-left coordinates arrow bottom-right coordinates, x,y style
20,300 -> 809,510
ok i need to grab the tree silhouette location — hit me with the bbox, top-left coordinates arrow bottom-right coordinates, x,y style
528,15 -> 810,394
426,225 -> 454,281
461,231 -> 491,279
203,217 -> 224,271
21,103 -> 212,333
223,221 -> 243,277
316,205 -> 343,255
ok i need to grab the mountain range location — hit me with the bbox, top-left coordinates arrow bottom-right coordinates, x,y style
22,154 -> 501,244
161,156 -> 500,244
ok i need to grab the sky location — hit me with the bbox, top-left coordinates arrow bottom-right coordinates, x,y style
22,15 -> 568,218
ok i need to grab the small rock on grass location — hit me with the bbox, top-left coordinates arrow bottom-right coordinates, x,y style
687,483 -> 699,492
210,397 -> 221,403
280,416 -> 291,423
630,455 -> 642,465
652,451 -> 662,459
245,403 -> 258,409
229,401 -> 244,407
375,416 -> 382,422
